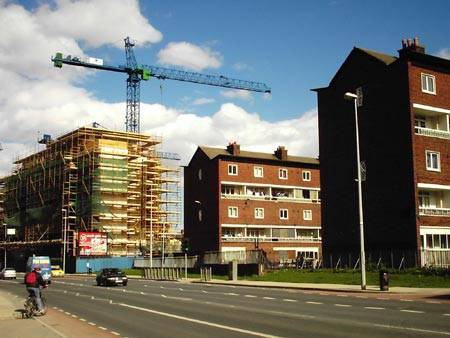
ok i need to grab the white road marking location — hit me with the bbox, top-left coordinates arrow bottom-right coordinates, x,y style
443,314 -> 450,316
283,299 -> 297,302
227,293 -> 239,296
400,299 -> 413,302
245,295 -> 257,298
99,327 -> 107,331
356,296 -> 367,299
119,303 -> 282,338
263,297 -> 275,300
71,314 -> 78,318
306,301 -> 323,305
161,294 -> 167,298
319,293 -> 329,296
425,301 -> 441,304
337,294 -> 348,297
400,309 -> 424,314
58,309 -> 64,312
140,292 -> 145,295
88,322 -> 96,326
80,318 -> 86,322
111,332 -> 120,336
202,290 -> 208,293
64,311 -> 71,315
334,304 -> 351,307
374,324 -> 450,336
53,306 -> 58,309
377,297 -> 389,300
179,288 -> 184,291
365,307 -> 385,310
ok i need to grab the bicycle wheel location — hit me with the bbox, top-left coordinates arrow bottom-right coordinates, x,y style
24,298 -> 34,318
40,297 -> 48,315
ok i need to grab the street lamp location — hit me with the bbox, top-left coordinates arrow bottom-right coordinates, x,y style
61,209 -> 68,273
3,223 -> 7,269
344,91 -> 367,290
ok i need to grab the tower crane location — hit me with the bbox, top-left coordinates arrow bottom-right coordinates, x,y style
52,37 -> 271,133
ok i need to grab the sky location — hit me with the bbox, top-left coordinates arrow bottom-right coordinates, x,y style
0,0 -> 449,176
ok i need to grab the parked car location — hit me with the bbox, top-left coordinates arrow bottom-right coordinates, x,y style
0,267 -> 17,279
51,265 -> 65,278
96,268 -> 128,286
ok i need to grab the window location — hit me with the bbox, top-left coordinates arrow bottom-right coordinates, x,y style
302,189 -> 311,199
198,169 -> 202,180
356,86 -> 363,107
279,209 -> 288,219
303,210 -> 312,220
254,208 -> 264,219
421,73 -> 436,94
254,166 -> 263,178
228,206 -> 238,218
426,151 -> 440,171
302,171 -> 311,181
414,116 -> 426,128
419,191 -> 430,208
222,186 -> 236,195
279,168 -> 288,179
228,164 -> 238,175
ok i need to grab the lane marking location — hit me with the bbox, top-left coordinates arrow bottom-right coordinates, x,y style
365,307 -> 385,310
337,294 -> 348,298
376,297 -> 389,300
88,322 -> 96,326
400,309 -> 424,314
80,318 -> 86,322
400,299 -> 413,302
306,301 -> 323,305
374,324 -> 450,336
425,301 -> 441,304
71,314 -> 78,318
283,299 -> 297,302
263,297 -> 275,300
334,304 -> 351,307
119,303 -> 282,338
245,295 -> 257,298
179,288 -> 184,291
64,312 -> 71,315
202,290 -> 208,293
227,293 -> 239,296
443,314 -> 450,316
99,327 -> 107,331
111,332 -> 120,336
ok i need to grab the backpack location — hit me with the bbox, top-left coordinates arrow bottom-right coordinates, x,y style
25,272 -> 37,286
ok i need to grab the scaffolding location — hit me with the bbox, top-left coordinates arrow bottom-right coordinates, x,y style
1,126 -> 181,256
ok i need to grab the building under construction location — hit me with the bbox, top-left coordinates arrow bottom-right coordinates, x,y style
0,126 -> 181,268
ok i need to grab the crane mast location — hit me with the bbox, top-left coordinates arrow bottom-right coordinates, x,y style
52,37 -> 271,133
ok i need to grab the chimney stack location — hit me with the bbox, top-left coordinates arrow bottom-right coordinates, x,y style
398,37 -> 425,58
226,142 -> 240,156
274,146 -> 288,161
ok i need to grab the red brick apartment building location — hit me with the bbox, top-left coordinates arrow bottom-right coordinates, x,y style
313,38 -> 450,267
184,143 -> 321,263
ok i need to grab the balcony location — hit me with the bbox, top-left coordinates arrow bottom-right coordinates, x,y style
415,127 -> 450,140
419,207 -> 450,217
221,236 -> 321,243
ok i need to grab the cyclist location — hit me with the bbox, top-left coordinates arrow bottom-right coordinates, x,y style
24,266 -> 46,314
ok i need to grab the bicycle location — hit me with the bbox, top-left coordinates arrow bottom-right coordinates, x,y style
24,289 -> 47,318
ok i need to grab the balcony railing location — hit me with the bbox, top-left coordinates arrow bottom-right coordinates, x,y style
221,236 -> 321,243
415,127 -> 450,140
419,207 -> 450,217
221,193 -> 320,204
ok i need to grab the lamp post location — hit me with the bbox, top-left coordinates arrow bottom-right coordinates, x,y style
3,223 -> 6,269
344,92 -> 367,290
61,209 -> 68,274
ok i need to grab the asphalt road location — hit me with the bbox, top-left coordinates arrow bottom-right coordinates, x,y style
1,276 -> 449,338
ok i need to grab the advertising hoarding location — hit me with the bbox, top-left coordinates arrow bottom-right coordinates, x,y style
78,232 -> 107,256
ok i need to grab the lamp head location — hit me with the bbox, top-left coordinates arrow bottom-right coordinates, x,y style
344,92 -> 358,100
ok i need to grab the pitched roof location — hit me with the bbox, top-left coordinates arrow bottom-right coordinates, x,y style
356,47 -> 397,65
198,146 -> 319,165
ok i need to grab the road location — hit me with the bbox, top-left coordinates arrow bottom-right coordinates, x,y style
1,276 -> 449,338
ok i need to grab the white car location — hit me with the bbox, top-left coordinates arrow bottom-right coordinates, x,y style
0,267 -> 17,279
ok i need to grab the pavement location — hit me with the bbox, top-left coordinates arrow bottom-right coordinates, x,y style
1,276 -> 448,337
0,288 -> 117,338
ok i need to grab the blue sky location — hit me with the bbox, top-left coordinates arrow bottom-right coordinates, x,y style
0,0 -> 449,174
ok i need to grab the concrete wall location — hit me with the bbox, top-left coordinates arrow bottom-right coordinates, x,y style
75,257 -> 134,273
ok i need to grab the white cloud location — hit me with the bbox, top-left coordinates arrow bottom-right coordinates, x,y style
436,48 -> 450,60
157,42 -> 222,71
220,89 -> 253,101
142,103 -> 318,167
192,97 -> 215,106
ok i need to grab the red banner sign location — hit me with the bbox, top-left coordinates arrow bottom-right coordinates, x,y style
78,232 -> 107,256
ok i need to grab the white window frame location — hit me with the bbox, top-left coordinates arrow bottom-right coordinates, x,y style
421,73 -> 436,95
228,206 -> 238,218
254,208 -> 264,219
279,168 -> 288,180
254,166 -> 264,178
279,209 -> 288,220
228,164 -> 238,176
426,151 -> 440,172
302,171 -> 311,181
303,210 -> 312,220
